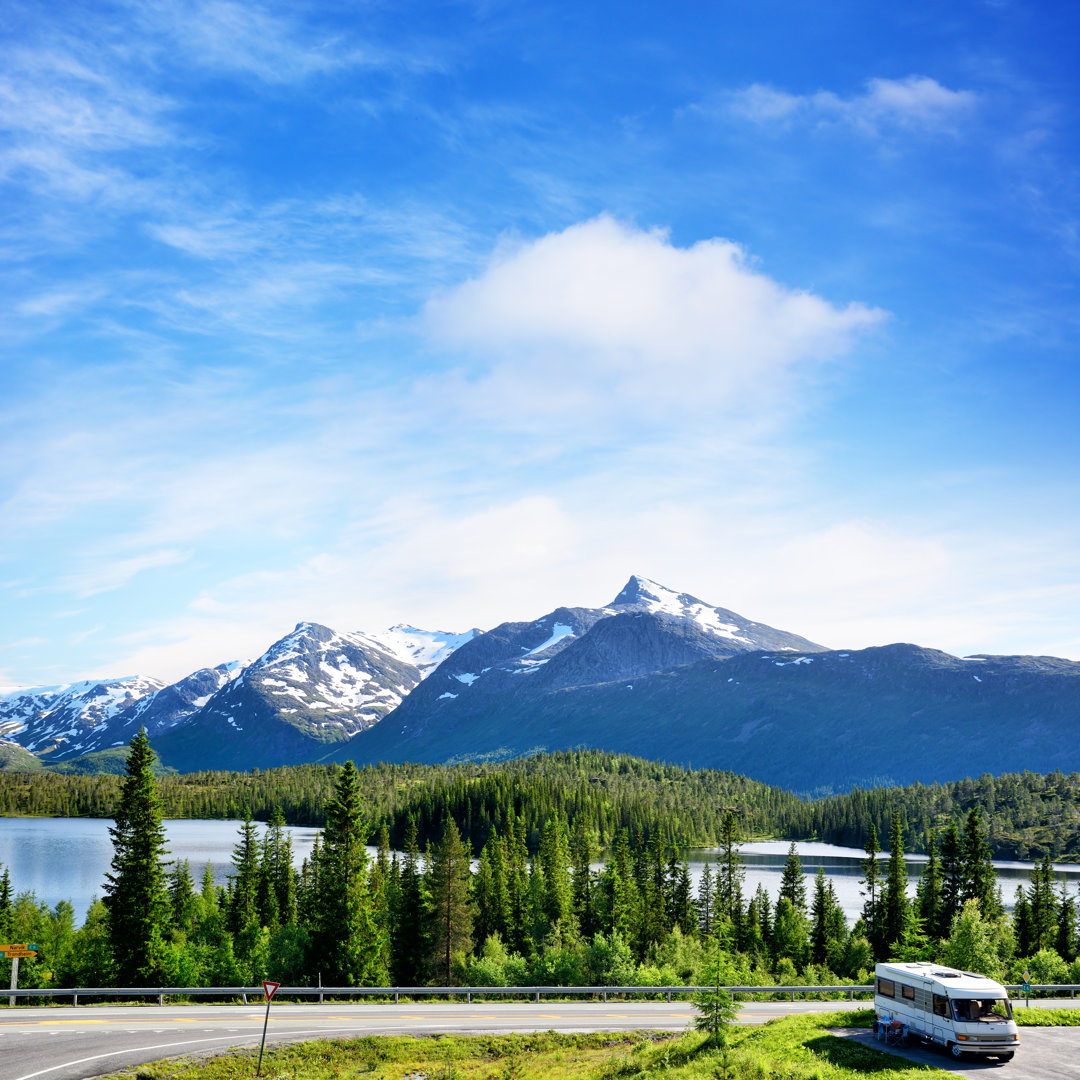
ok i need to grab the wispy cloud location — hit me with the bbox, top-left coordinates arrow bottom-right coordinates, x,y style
726,76 -> 979,136
127,0 -> 445,86
61,549 -> 193,598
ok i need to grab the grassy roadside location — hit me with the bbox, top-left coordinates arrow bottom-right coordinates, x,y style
1015,1006 -> 1080,1026
102,1011 -> 953,1080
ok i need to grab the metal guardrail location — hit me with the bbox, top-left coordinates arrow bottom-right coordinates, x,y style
3,983 -> 868,1006
2,983 -> 1077,1007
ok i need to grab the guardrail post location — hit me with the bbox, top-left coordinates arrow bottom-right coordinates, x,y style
790,990 -> 795,1002
73,991 -> 78,1006
666,991 -> 671,1003
394,992 -> 399,1003
242,993 -> 248,1005
158,993 -> 164,1006
467,991 -> 471,1003
603,990 -> 607,1002
534,991 -> 539,1003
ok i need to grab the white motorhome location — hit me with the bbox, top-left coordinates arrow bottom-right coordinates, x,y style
874,961 -> 1019,1062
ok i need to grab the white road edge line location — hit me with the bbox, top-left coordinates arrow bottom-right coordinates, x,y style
10,1026 -> 362,1080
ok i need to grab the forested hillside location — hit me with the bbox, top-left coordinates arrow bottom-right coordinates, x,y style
3,734 -> 1079,1000
2,750 -> 1079,861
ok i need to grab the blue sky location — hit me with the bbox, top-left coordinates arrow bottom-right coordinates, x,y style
2,0 -> 1078,686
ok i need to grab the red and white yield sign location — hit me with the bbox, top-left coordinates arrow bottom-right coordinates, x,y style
263,980 -> 280,1001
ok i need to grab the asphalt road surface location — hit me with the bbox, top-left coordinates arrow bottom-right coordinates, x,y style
0,999 -> 1075,1080
838,1023 -> 1079,1079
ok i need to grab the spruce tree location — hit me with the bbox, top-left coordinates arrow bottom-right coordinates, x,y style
915,829 -> 942,940
696,861 -> 715,939
939,822 -> 963,935
169,860 -> 198,935
880,812 -> 910,956
103,729 -> 170,985
427,817 -> 472,985
859,824 -> 882,950
0,866 -> 12,940
716,811 -> 745,925
1026,854 -> 1058,953
779,841 -> 807,913
228,813 -> 260,936
538,811 -> 573,931
317,761 -> 386,985
961,809 -> 1001,918
810,867 -> 831,966
392,817 -> 427,986
570,817 -> 594,937
1056,879 -> 1077,963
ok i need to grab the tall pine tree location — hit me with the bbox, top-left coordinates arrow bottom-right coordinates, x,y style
880,812 -> 911,956
317,761 -> 386,985
103,729 -> 170,986
427,817 -> 473,985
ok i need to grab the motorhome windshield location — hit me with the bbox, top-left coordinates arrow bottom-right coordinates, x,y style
951,997 -> 1013,1023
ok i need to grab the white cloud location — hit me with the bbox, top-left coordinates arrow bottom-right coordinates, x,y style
62,549 -> 192,598
127,0 -> 437,86
422,216 -> 884,437
728,76 -> 979,136
0,48 -> 172,149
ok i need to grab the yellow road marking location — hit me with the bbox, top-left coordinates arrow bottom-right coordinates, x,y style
0,1020 -> 108,1026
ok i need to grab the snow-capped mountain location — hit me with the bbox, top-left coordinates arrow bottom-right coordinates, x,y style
0,676 -> 167,759
152,621 -> 477,771
326,575 -> 827,763
4,620 -> 476,772
607,576 -> 824,653
0,662 -> 247,762
7,575 -> 1079,791
120,662 -> 246,739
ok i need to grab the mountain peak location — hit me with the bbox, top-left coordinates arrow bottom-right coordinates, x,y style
611,575 -> 704,612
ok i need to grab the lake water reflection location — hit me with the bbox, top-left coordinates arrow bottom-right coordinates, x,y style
1,819 -> 1076,926
0,817 -> 321,923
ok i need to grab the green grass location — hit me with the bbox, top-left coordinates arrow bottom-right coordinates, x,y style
1015,1006 -> 1080,1026
100,1011 -> 959,1080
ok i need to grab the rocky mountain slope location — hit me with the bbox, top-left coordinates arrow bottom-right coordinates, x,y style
2,622 -> 474,771
333,575 -> 827,763
347,639 -> 1080,790
4,575 -> 1079,789
155,622 -> 438,770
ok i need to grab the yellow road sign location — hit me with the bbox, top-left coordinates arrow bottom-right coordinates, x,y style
1,944 -> 38,958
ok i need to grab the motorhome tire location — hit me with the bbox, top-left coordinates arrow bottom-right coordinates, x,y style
999,1052 -> 1013,1062
949,1042 -> 964,1059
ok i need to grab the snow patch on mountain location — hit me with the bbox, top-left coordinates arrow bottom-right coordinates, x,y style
613,576 -> 754,643
376,625 -> 479,675
525,622 -> 575,656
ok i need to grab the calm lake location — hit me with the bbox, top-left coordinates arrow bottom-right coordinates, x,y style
0,818 -> 1075,926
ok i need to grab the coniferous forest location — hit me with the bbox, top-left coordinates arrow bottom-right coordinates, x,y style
2,748 -> 1080,861
2,734 -> 1080,996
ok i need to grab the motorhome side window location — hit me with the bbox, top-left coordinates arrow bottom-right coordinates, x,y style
877,979 -> 895,998
932,994 -> 949,1017
901,985 -> 915,1000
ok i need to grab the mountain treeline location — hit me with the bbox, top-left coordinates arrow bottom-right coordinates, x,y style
4,733 -> 1080,998
1,749 -> 1079,861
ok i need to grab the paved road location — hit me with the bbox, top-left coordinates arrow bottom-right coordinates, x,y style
839,1024 -> 1080,1078
0,1000 -> 1074,1080
0,1000 -> 865,1080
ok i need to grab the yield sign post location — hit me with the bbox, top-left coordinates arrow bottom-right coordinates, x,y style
256,982 -> 280,1075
